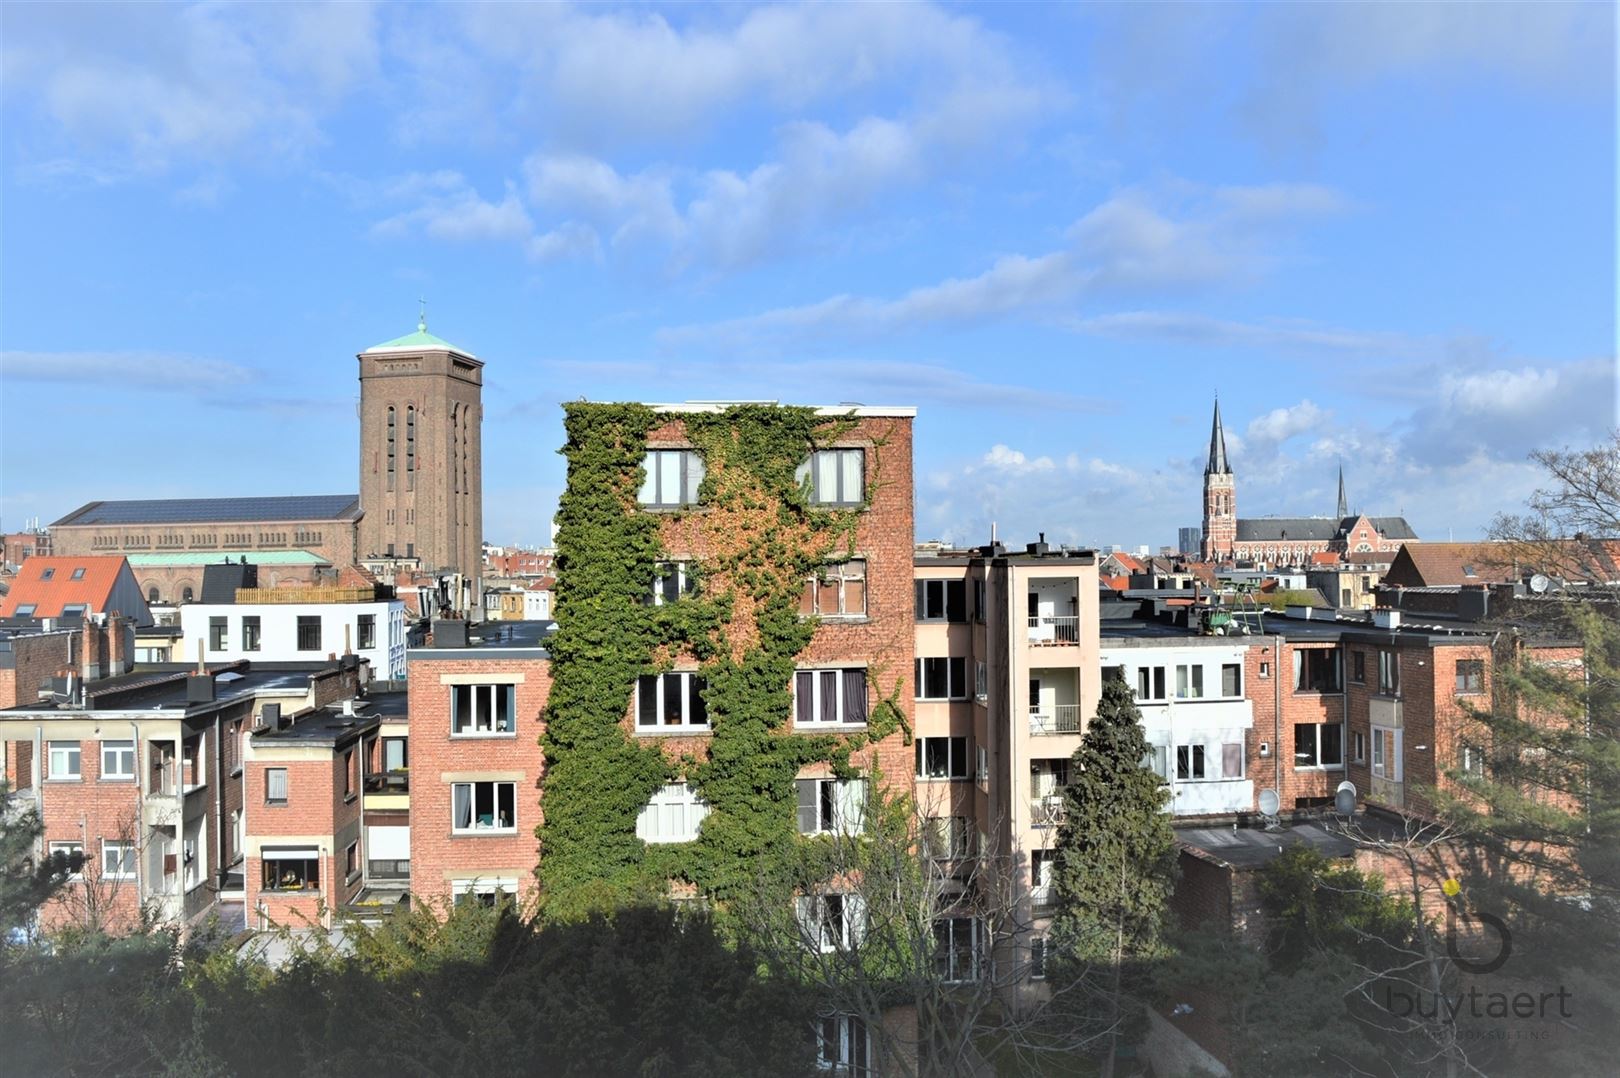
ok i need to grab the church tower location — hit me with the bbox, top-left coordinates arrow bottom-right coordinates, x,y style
357,316 -> 483,604
1201,398 -> 1236,562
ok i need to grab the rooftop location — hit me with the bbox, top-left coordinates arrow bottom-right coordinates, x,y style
0,556 -> 134,619
647,400 -> 917,418
363,317 -> 477,359
126,550 -> 333,568
53,495 -> 361,527
252,700 -> 382,744
1,662 -> 330,715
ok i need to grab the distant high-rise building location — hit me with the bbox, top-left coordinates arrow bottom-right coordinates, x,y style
1178,526 -> 1202,556
356,317 -> 483,591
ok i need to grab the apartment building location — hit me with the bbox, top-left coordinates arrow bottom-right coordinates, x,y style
180,587 -> 407,678
1,651 -> 365,934
913,538 -> 1101,993
406,619 -> 552,908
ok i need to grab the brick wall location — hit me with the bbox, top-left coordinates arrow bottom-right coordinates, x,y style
35,735 -> 146,934
407,654 -> 551,905
1246,641 -> 1347,812
245,739 -> 366,927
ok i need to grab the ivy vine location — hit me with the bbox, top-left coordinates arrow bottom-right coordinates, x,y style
538,403 -> 908,919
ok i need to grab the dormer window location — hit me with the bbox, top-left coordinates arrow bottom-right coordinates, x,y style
70,567 -> 86,580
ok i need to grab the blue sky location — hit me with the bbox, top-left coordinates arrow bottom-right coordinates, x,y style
1,2 -> 1614,551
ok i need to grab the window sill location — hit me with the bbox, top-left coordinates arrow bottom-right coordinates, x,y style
262,888 -> 318,896
915,776 -> 971,783
634,726 -> 712,736
1293,764 -> 1346,772
638,503 -> 704,513
794,722 -> 869,732
265,800 -> 288,808
451,828 -> 518,837
46,777 -> 82,783
344,793 -> 358,804
806,614 -> 870,624
99,777 -> 136,783
450,731 -> 518,739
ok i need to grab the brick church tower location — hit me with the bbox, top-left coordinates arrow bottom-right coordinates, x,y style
357,316 -> 483,599
1201,397 -> 1236,562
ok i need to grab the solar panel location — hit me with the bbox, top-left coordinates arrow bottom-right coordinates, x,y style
57,495 -> 360,526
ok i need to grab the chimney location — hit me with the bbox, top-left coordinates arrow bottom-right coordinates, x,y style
106,611 -> 130,674
344,623 -> 353,657
259,703 -> 281,731
1373,609 -> 1402,630
187,637 -> 215,703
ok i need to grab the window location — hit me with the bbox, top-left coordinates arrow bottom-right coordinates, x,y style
262,848 -> 318,891
636,783 -> 711,843
923,816 -> 971,860
797,893 -> 866,953
794,668 -> 868,726
639,449 -> 705,508
382,737 -> 407,772
454,878 -> 520,908
451,683 -> 517,735
345,841 -> 360,881
1353,730 -> 1366,764
1030,937 -> 1047,981
70,567 -> 86,580
100,740 -> 135,781
914,657 -> 967,700
343,750 -> 356,799
635,672 -> 709,730
796,448 -> 865,506
102,840 -> 136,879
40,568 -> 55,580
934,917 -> 981,982
974,661 -> 987,700
61,604 -> 88,618
48,841 -> 84,879
1372,727 -> 1402,781
972,578 -> 986,623
1377,650 -> 1400,695
386,406 -> 396,490
147,587 -> 160,603
1460,742 -> 1486,778
914,579 -> 966,622
209,616 -> 228,651
297,615 -> 322,652
1259,661 -> 1270,678
915,736 -> 969,780
802,559 -> 866,618
649,561 -> 697,606
797,777 -> 867,835
242,615 -> 261,652
452,781 -> 517,833
1135,666 -> 1167,701
48,741 -> 81,780
1294,648 -> 1343,693
265,767 -> 288,805
1352,651 -> 1366,683
1176,745 -> 1207,780
1221,663 -> 1242,697
1141,744 -> 1169,781
1456,659 -> 1485,695
1294,723 -> 1345,768
182,587 -> 194,603
976,744 -> 989,783
1175,664 -> 1205,699
357,614 -> 376,650
406,406 -> 416,488
15,603 -> 36,616
816,1014 -> 871,1075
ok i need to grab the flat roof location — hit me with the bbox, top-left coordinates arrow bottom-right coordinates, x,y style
125,550 -> 333,567
53,495 -> 361,528
252,703 -> 379,743
647,401 -> 917,418
2,662 -> 327,716
410,619 -> 554,659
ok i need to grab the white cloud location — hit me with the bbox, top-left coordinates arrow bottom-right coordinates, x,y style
1069,311 -> 1432,359
0,350 -> 260,392
1400,357 -> 1617,467
661,180 -> 1343,346
2,2 -> 379,174
372,175 -> 533,245
982,445 -> 1056,473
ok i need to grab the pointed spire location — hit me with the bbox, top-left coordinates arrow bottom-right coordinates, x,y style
1336,463 -> 1348,519
1205,396 -> 1231,476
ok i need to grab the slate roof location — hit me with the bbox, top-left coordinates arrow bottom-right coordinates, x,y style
1235,515 -> 1418,543
1383,542 -> 1514,588
53,495 -> 361,527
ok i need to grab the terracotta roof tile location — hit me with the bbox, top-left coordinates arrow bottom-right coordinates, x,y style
0,556 -> 131,618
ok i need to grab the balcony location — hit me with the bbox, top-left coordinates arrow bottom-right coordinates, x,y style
367,859 -> 411,882
363,771 -> 409,811
1029,885 -> 1058,917
1026,615 -> 1080,646
1029,705 -> 1081,735
1029,795 -> 1065,828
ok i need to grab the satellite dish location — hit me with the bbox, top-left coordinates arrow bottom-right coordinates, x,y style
1334,780 -> 1358,816
1257,788 -> 1281,816
1529,574 -> 1550,594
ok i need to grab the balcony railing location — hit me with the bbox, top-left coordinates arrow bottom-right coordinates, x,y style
1029,705 -> 1081,735
1026,616 -> 1080,645
364,771 -> 410,793
1029,795 -> 1066,828
1029,885 -> 1057,915
368,859 -> 411,881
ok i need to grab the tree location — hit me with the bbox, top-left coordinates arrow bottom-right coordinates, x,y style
1,780 -> 82,941
1049,676 -> 1178,1070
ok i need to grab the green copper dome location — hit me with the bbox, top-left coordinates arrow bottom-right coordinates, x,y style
365,311 -> 472,355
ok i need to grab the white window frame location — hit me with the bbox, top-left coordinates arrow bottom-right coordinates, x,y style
924,815 -> 971,860
1455,659 -> 1485,695
48,740 -> 81,780
815,1013 -> 872,1075
49,840 -> 84,879
451,780 -> 517,834
974,660 -> 987,701
1294,722 -> 1345,770
1176,744 -> 1207,781
102,839 -> 136,879
933,916 -> 982,983
100,740 -> 135,781
1460,741 -> 1486,778
1377,649 -> 1401,695
1353,730 -> 1367,764
650,560 -> 696,606
636,782 -> 711,844
265,766 -> 289,805
797,892 -> 867,953
635,671 -> 709,731
794,668 -> 868,727
805,558 -> 867,618
1372,726 -> 1403,781
797,777 -> 867,836
797,448 -> 865,507
451,683 -> 518,737
915,736 -> 970,781
453,877 -> 520,907
1220,662 -> 1242,697
1134,666 -> 1168,702
639,449 -> 705,508
1175,664 -> 1205,700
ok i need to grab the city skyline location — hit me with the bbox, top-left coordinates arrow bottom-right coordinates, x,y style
2,3 -> 1614,549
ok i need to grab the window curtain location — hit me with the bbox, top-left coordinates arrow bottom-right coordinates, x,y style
453,784 -> 472,830
843,669 -> 867,723
795,672 -> 815,723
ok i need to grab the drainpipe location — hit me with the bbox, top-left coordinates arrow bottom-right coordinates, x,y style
132,720 -> 144,920
1273,634 -> 1283,800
